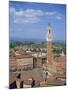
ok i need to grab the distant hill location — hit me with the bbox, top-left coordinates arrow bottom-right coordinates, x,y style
10,37 -> 65,45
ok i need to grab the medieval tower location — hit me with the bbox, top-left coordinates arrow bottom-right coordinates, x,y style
47,23 -> 53,64
46,23 -> 56,73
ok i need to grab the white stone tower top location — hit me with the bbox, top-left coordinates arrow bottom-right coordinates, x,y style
46,23 -> 52,42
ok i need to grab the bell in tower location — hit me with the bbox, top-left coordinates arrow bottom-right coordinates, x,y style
46,23 -> 52,42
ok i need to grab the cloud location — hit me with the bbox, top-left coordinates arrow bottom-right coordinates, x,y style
45,11 -> 62,20
45,11 -> 57,16
25,9 -> 44,17
10,7 -> 45,24
12,9 -> 44,17
14,17 -> 40,24
10,7 -> 62,24
10,7 -> 16,14
15,10 -> 24,16
56,16 -> 62,20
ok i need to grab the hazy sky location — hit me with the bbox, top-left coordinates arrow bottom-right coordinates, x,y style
9,1 -> 66,41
